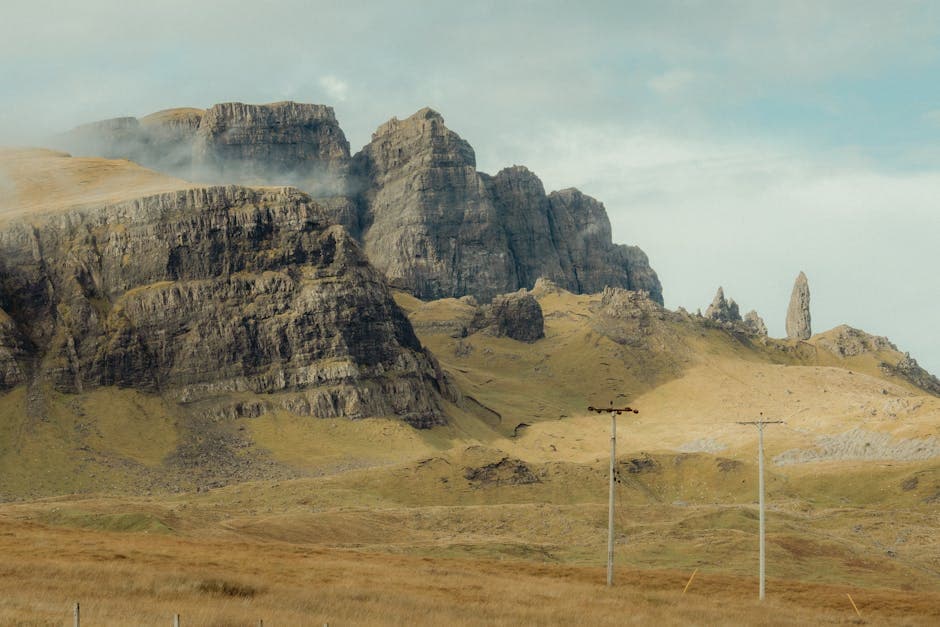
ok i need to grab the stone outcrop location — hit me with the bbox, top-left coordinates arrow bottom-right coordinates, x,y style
701,287 -> 766,336
469,289 -> 544,342
786,271 -> 812,340
816,325 -> 895,357
60,102 -> 352,196
743,310 -> 768,336
351,108 -> 662,303
880,353 -> 940,397
0,181 -> 448,427
193,102 -> 350,194
704,287 -> 741,323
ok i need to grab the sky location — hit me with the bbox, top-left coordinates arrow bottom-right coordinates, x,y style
1,0 -> 938,375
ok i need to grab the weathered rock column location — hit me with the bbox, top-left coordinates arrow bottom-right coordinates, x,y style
786,271 -> 812,340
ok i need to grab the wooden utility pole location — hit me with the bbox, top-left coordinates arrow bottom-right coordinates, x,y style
737,413 -> 783,601
588,403 -> 639,586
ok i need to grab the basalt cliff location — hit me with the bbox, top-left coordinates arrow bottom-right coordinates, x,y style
0,150 -> 449,429
60,103 -> 662,303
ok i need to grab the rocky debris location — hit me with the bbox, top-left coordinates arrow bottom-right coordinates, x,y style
593,287 -> 679,351
469,289 -> 545,342
774,428 -> 940,465
463,456 -> 540,487
743,310 -> 768,336
880,352 -> 940,397
351,108 -> 662,302
704,287 -> 741,323
716,458 -> 743,472
0,181 -> 447,427
786,271 -> 812,340
677,438 -> 727,454
816,325 -> 896,357
60,102 -> 352,196
599,286 -> 663,320
0,307 -> 28,389
619,453 -> 659,475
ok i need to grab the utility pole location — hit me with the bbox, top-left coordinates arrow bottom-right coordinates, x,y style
736,413 -> 783,601
588,403 -> 639,586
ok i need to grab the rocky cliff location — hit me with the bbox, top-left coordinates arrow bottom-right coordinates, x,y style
60,102 -> 352,196
352,108 -> 663,302
0,151 -> 448,427
62,103 -> 662,304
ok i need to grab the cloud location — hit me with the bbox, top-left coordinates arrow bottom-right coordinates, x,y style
319,76 -> 349,103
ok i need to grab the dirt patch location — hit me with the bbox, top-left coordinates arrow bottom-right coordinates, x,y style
464,457 -> 540,487
716,458 -> 743,473
773,536 -> 845,560
901,476 -> 919,491
620,453 -> 659,474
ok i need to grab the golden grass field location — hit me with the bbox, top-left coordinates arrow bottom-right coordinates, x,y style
0,150 -> 938,624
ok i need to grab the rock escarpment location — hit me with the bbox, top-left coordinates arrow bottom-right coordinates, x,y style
786,271 -> 812,340
469,289 -> 544,342
60,102 -> 351,196
61,103 -> 662,304
193,102 -> 350,194
0,179 -> 448,427
352,108 -> 662,303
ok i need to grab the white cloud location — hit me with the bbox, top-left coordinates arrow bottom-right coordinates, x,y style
319,75 -> 349,102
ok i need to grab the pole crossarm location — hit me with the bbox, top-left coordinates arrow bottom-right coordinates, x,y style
736,420 -> 784,425
588,406 -> 639,414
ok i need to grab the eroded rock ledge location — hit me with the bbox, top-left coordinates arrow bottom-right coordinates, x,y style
0,184 -> 449,427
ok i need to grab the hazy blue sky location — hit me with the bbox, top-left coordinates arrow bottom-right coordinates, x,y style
2,0 -> 938,374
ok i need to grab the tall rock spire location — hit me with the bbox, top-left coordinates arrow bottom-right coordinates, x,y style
786,271 -> 812,340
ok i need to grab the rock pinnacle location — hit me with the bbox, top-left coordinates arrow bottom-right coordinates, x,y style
786,271 -> 812,340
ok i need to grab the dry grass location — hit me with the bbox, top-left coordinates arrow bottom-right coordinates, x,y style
0,148 -> 192,219
1,512 -> 937,626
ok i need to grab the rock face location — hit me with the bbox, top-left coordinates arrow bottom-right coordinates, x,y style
470,290 -> 545,342
60,102 -> 352,196
880,353 -> 940,396
704,287 -> 741,323
193,102 -> 350,194
352,108 -> 663,303
786,271 -> 812,340
743,310 -> 768,336
61,103 -> 662,304
0,182 -> 448,427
